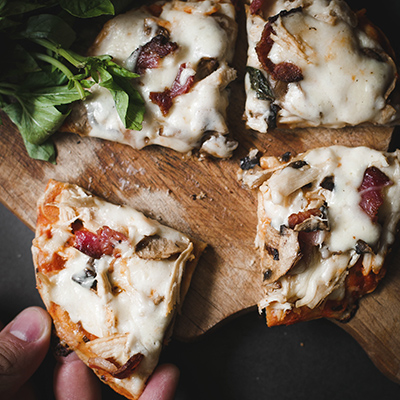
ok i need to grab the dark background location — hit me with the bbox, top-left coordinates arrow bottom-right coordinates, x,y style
2,0 -> 400,399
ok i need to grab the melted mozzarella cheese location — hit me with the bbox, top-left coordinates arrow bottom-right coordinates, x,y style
258,146 -> 400,312
245,0 -> 397,132
34,182 -> 195,397
83,0 -> 237,157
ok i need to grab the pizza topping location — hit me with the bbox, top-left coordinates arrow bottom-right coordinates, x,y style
149,63 -> 195,116
261,224 -> 300,284
71,265 -> 97,290
255,9 -> 304,83
134,34 -> 179,75
88,353 -> 144,379
135,234 -> 189,260
246,66 -> 275,101
320,176 -> 335,191
358,166 -> 393,222
144,4 -> 163,17
195,57 -> 220,82
268,103 -> 280,130
355,239 -> 374,255
288,205 -> 329,232
345,256 -> 384,299
280,152 -> 291,162
240,149 -> 260,170
111,353 -> 145,379
289,160 -> 308,169
74,226 -> 128,259
272,61 -> 303,83
249,0 -> 266,15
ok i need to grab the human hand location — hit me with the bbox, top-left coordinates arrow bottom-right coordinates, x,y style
54,353 -> 180,400
0,307 -> 51,399
0,307 -> 179,399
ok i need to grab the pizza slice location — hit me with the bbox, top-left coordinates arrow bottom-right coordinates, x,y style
63,0 -> 238,158
239,146 -> 400,326
31,179 -> 205,399
244,0 -> 399,133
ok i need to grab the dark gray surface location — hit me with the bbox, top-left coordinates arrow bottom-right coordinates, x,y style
1,201 -> 400,400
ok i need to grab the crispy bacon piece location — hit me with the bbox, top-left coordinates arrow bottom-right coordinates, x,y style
74,226 -> 128,259
255,22 -> 275,74
288,207 -> 325,258
249,0 -> 266,15
255,9 -> 304,83
288,208 -> 321,229
150,63 -> 195,115
273,62 -> 303,82
358,166 -> 393,222
135,34 -> 178,75
144,4 -> 163,17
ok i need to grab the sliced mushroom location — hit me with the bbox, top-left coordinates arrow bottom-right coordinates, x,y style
266,162 -> 319,198
355,239 -> 374,255
135,234 -> 188,260
195,57 -> 219,82
261,224 -> 301,285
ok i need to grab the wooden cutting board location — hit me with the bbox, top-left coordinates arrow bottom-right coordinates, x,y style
1,3 -> 400,385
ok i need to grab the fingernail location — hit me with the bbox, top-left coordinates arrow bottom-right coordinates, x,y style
9,308 -> 47,342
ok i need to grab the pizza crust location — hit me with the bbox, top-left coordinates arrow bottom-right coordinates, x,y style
32,179 -> 205,399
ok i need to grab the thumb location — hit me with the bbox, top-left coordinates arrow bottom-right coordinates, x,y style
0,307 -> 52,397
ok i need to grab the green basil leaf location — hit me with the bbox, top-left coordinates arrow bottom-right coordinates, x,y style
22,66 -> 69,88
81,56 -> 144,130
100,73 -> 144,131
33,85 -> 85,106
0,1 -> 53,18
246,66 -> 275,101
23,136 -> 56,163
59,0 -> 114,18
107,61 -> 140,79
2,96 -> 69,145
23,14 -> 76,48
0,44 -> 39,80
10,44 -> 39,74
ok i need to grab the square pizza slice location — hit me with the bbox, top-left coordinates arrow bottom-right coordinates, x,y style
239,146 -> 400,326
63,0 -> 238,158
244,0 -> 399,133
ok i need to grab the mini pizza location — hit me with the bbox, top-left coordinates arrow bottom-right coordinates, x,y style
31,180 -> 205,399
239,146 -> 400,326
244,0 -> 399,133
63,0 -> 238,158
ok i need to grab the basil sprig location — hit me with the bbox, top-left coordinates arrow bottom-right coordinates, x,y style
0,0 -> 144,163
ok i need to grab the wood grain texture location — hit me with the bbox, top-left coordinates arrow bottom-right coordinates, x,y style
1,1 -> 400,385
